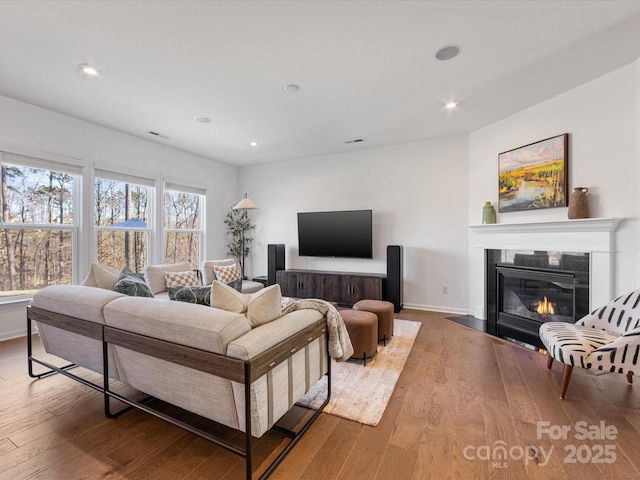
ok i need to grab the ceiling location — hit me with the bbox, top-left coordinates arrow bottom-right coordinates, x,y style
1,1 -> 640,167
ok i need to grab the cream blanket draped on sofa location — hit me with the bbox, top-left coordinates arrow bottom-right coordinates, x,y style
282,299 -> 354,361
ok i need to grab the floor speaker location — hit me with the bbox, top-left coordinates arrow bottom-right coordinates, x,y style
267,244 -> 285,286
385,245 -> 403,312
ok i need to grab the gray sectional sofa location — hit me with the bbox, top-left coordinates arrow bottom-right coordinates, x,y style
27,279 -> 333,479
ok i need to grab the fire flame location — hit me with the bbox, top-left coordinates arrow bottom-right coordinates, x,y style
536,297 -> 555,315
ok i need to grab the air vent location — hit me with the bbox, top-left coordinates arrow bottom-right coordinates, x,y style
148,131 -> 169,139
345,139 -> 364,144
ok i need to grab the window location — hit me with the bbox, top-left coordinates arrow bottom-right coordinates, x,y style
94,169 -> 154,272
163,182 -> 204,268
0,153 -> 79,300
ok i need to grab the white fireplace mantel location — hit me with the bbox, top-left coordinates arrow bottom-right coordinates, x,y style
467,217 -> 624,318
468,217 -> 623,253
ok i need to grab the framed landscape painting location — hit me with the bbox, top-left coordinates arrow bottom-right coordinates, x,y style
498,133 -> 568,212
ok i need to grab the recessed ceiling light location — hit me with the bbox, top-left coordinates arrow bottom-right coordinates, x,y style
249,140 -> 260,148
435,45 -> 460,61
283,84 -> 300,93
194,116 -> 211,123
445,101 -> 459,109
79,63 -> 99,76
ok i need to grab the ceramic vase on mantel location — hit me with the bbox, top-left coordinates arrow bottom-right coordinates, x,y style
482,201 -> 496,224
567,187 -> 589,219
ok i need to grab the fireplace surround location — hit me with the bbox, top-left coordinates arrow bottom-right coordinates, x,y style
468,218 -> 623,346
487,250 -> 589,347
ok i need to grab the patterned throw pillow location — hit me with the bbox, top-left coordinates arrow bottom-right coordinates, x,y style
164,270 -> 200,288
213,264 -> 242,283
144,261 -> 192,294
114,267 -> 154,297
168,285 -> 211,306
226,277 -> 243,292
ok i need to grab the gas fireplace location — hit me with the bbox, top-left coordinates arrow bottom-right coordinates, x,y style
487,250 -> 589,348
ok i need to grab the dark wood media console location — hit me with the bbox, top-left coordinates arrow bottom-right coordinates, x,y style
276,269 -> 385,308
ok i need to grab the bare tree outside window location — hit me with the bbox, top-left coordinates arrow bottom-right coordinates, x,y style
163,188 -> 202,268
0,162 -> 74,297
94,178 -> 149,272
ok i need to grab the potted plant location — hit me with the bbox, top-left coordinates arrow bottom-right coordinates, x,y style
224,207 -> 254,275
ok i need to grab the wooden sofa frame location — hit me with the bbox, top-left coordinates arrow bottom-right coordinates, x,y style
27,305 -> 331,480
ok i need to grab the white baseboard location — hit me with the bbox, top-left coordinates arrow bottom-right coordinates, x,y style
0,327 -> 27,342
401,303 -> 473,317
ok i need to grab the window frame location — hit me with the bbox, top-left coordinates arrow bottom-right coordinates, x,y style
162,181 -> 206,268
0,148 -> 83,304
92,166 -> 158,273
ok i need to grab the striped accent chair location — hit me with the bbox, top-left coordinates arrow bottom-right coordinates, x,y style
539,288 -> 640,399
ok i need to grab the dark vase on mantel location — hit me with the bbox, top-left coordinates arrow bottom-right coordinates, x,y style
568,187 -> 589,219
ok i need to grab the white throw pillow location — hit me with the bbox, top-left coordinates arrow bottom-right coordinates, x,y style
246,284 -> 282,327
211,280 -> 249,313
211,281 -> 282,327
82,263 -> 120,290
144,261 -> 192,294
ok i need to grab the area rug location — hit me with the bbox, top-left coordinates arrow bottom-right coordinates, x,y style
297,319 -> 421,426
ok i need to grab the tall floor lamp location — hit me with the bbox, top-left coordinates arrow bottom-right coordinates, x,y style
232,193 -> 259,276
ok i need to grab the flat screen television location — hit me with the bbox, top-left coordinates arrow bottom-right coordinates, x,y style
297,209 -> 373,258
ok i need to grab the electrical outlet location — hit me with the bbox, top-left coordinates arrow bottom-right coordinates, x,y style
442,285 -> 449,294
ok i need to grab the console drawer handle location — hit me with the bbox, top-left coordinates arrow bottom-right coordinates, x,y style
268,361 -> 276,368
290,347 -> 297,353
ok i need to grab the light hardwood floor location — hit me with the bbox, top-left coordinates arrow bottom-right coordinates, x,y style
2,309 -> 640,479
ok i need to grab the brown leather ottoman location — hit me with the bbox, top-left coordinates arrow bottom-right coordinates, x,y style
340,309 -> 378,366
353,299 -> 394,345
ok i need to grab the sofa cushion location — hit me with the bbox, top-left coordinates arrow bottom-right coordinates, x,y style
31,285 -> 126,325
144,261 -> 192,294
241,280 -> 264,294
164,270 -> 200,288
104,296 -> 252,354
168,285 -> 211,306
227,309 -> 324,360
81,263 -> 120,290
114,267 -> 154,297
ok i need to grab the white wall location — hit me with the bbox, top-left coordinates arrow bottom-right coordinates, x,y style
3,58 -> 638,340
238,136 -> 469,313
468,61 -> 639,318
0,95 -> 238,340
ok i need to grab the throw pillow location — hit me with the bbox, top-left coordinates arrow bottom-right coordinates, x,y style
212,264 -> 241,283
164,270 -> 200,288
114,267 -> 154,297
168,285 -> 211,306
211,280 -> 249,314
226,277 -> 243,292
82,263 -> 120,290
210,281 -> 282,327
246,284 -> 282,327
144,261 -> 192,294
